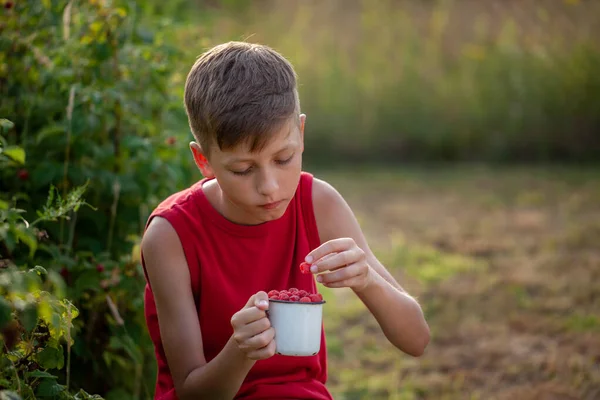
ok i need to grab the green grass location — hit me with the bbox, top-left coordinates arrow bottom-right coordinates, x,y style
316,166 -> 600,399
564,314 -> 600,333
379,235 -> 487,284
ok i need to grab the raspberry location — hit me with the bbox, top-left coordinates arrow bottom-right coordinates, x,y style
309,293 -> 323,302
289,295 -> 300,302
165,136 -> 176,145
96,264 -> 105,273
279,290 -> 289,297
17,169 -> 29,181
299,297 -> 311,303
268,290 -> 280,298
269,295 -> 280,300
288,288 -> 299,294
279,293 -> 290,301
299,262 -> 311,274
298,290 -> 308,297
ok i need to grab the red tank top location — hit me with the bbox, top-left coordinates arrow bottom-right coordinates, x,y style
141,172 -> 332,399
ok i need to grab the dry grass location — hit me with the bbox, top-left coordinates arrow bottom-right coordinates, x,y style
314,166 -> 600,399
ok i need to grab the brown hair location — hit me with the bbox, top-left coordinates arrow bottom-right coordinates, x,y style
184,41 -> 300,156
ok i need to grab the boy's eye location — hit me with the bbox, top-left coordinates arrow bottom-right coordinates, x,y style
276,155 -> 294,165
232,167 -> 252,176
230,154 -> 293,175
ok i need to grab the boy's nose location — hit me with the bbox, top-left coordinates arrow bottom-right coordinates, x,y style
257,171 -> 279,197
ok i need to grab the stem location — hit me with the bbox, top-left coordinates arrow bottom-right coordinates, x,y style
22,104 -> 31,145
66,210 -> 78,252
106,179 -> 121,254
105,294 -> 124,326
59,0 -> 73,249
134,359 -> 142,400
29,217 -> 44,228
66,303 -> 72,392
4,342 -> 21,395
104,23 -> 123,256
139,203 -> 148,236
63,0 -> 73,41
60,85 -> 76,245
85,310 -> 99,345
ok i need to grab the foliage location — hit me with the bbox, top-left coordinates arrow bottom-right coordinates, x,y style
1,127 -> 101,399
1,0 -> 195,397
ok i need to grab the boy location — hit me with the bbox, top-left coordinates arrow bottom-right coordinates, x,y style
141,41 -> 430,400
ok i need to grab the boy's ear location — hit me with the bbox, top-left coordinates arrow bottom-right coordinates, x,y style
189,142 -> 215,178
299,113 -> 306,148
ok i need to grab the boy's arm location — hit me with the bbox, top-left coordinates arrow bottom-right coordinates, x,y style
142,217 -> 271,400
311,178 -> 431,357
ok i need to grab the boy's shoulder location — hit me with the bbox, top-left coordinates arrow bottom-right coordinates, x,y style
310,175 -> 345,209
310,175 -> 352,223
308,173 -> 362,244
300,172 -> 344,207
149,180 -> 204,219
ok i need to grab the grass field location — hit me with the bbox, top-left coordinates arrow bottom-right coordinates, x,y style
312,166 -> 600,400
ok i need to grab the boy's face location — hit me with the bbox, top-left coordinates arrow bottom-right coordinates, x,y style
191,115 -> 306,225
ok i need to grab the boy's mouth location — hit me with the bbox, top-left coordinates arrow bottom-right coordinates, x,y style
260,200 -> 283,210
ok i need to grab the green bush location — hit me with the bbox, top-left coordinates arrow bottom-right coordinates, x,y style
1,0 -> 195,398
0,148 -> 99,399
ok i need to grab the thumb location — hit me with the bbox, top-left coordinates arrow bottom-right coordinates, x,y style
244,291 -> 269,310
253,291 -> 269,310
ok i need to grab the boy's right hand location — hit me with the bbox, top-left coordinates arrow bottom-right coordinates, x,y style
230,291 -> 276,360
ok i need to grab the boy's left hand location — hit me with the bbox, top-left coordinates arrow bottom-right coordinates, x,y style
305,238 -> 373,292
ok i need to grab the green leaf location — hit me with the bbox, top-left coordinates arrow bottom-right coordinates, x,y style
35,125 -> 65,145
74,270 -> 101,295
21,305 -> 38,334
2,147 -> 25,165
36,345 -> 64,370
14,228 -> 38,258
0,199 -> 9,210
35,379 -> 65,398
25,370 -> 58,379
0,296 -> 12,330
30,265 -> 48,277
4,230 -> 16,252
0,119 -> 15,132
74,389 -> 104,399
46,270 -> 66,299
32,162 -> 60,188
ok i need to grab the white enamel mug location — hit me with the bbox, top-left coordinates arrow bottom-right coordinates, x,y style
267,299 -> 326,356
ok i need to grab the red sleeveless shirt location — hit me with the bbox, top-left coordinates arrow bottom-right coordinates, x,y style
141,172 -> 332,399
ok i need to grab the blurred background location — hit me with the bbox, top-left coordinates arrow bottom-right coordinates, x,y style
1,0 -> 599,399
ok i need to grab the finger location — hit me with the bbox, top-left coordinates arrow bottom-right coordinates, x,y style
253,291 -> 269,311
312,247 -> 364,273
316,252 -> 338,265
324,276 -> 366,289
244,291 -> 269,310
244,327 -> 275,350
236,317 -> 271,341
246,338 -> 277,360
303,253 -> 337,274
316,262 -> 364,285
231,306 -> 267,328
305,238 -> 354,264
